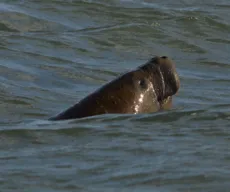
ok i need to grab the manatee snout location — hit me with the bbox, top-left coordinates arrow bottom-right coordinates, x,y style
149,56 -> 180,100
158,56 -> 180,97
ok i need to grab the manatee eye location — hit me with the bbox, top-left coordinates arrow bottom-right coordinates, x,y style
161,56 -> 168,59
138,79 -> 148,89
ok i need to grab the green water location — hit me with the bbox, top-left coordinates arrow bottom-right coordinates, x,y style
0,0 -> 230,191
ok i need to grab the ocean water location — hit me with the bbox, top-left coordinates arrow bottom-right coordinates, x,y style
0,0 -> 230,191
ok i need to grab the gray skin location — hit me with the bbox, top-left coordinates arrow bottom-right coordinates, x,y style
49,56 -> 180,120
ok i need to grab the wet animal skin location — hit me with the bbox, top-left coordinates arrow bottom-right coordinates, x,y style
49,56 -> 180,120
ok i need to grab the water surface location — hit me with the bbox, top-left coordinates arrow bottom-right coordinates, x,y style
1,0 -> 230,191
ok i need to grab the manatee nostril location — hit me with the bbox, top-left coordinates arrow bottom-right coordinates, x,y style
161,56 -> 168,59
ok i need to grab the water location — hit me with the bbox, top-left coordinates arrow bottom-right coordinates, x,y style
1,0 -> 230,191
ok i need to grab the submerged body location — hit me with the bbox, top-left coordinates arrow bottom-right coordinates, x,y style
50,56 -> 180,120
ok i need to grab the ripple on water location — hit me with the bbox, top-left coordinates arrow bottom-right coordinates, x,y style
1,0 -> 230,191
